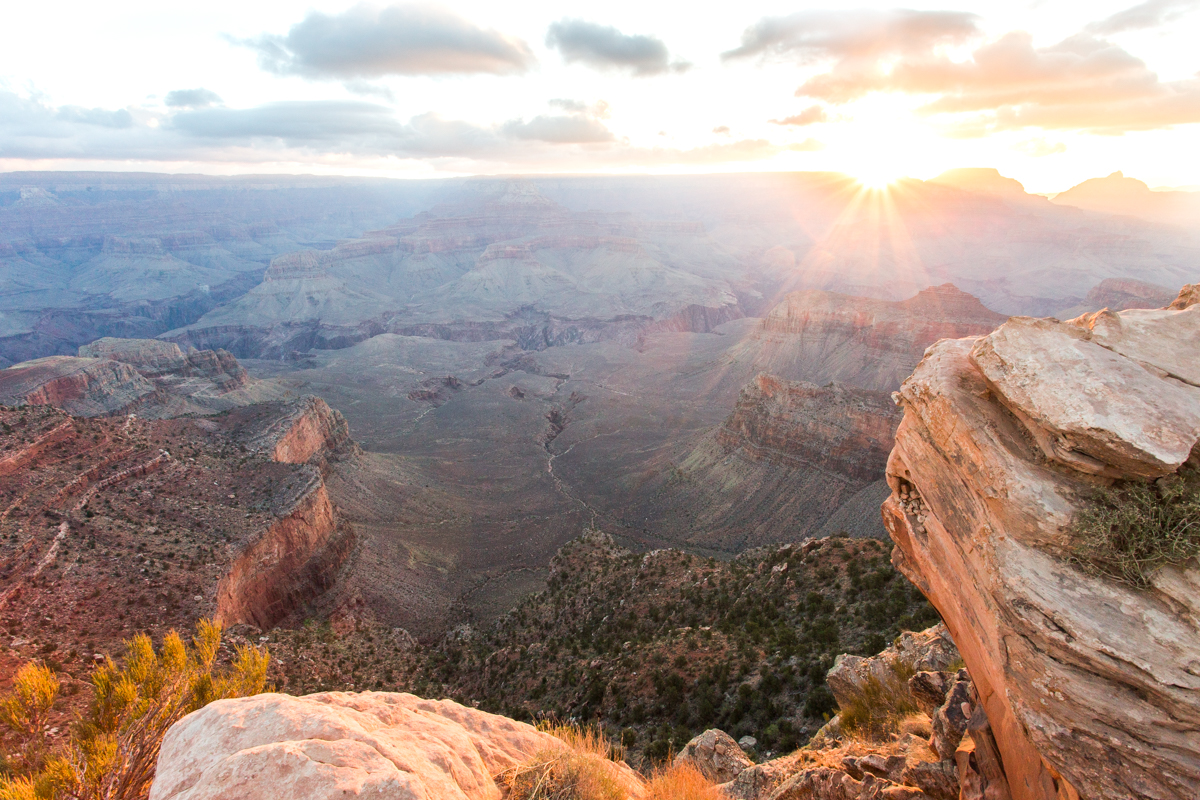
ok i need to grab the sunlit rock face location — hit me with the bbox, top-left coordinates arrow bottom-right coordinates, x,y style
882,284 -> 1200,800
150,692 -> 644,800
736,284 -> 1008,392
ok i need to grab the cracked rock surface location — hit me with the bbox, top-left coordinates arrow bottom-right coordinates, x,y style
883,283 -> 1200,800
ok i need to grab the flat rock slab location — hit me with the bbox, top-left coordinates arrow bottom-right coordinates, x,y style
150,692 -> 566,800
970,316 -> 1200,478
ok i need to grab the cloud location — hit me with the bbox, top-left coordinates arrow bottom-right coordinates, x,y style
545,19 -> 689,76
548,98 -> 611,119
54,106 -> 134,128
502,115 -> 615,143
722,9 -> 981,63
787,138 -> 825,151
1013,137 -> 1067,156
164,88 -> 222,108
1084,0 -> 1199,35
0,90 -> 798,171
712,125 -> 730,135
170,101 -> 406,143
239,3 -> 535,79
732,7 -> 1200,134
769,105 -> 827,126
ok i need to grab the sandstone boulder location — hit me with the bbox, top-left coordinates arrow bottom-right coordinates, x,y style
970,315 -> 1200,478
884,288 -> 1200,800
674,729 -> 753,783
150,692 -> 596,800
826,625 -> 958,711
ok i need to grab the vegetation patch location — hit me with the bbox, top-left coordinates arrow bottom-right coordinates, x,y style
0,620 -> 268,800
837,661 -> 920,742
498,723 -> 627,800
1069,468 -> 1200,587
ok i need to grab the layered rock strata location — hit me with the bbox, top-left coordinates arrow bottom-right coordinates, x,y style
739,284 -> 1007,391
882,284 -> 1200,800
214,469 -> 352,630
659,373 -> 902,546
0,337 -> 276,418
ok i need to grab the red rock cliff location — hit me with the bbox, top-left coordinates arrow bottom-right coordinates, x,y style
214,471 -> 352,630
882,284 -> 1200,800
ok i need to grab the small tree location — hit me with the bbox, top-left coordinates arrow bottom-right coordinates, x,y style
0,619 -> 268,800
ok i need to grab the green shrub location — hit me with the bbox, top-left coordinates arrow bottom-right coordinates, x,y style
1070,469 -> 1200,587
838,661 -> 919,741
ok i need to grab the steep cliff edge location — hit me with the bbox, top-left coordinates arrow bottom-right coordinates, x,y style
882,284 -> 1200,800
629,373 -> 902,548
214,469 -> 353,629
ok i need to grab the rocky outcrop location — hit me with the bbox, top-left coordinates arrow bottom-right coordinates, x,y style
825,625 -> 959,712
881,284 -> 1200,800
675,729 -> 754,784
214,469 -> 352,630
648,373 -> 901,547
0,338 -> 274,418
0,355 -> 159,415
149,692 -> 587,800
738,285 -> 1006,392
79,337 -> 248,390
1057,278 -> 1179,318
719,374 -> 901,482
235,395 -> 353,466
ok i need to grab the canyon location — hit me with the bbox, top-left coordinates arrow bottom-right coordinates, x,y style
1,169 -> 1197,800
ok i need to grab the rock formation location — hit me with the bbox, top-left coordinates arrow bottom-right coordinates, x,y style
717,374 -> 900,483
733,285 -> 1007,392
0,355 -> 158,416
645,373 -> 902,546
882,283 -> 1200,799
0,337 -> 281,418
1057,277 -> 1179,318
213,469 -> 352,630
149,692 -> 625,800
717,624 -> 996,800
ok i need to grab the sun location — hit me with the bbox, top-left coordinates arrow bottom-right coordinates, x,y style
852,167 -> 903,190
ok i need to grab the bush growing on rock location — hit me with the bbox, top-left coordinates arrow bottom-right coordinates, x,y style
837,661 -> 920,742
1070,468 -> 1200,587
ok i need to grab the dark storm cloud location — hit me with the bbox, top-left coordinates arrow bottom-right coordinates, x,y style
1084,0 -> 1199,35
545,19 -> 690,76
164,88 -> 223,108
241,3 -> 535,79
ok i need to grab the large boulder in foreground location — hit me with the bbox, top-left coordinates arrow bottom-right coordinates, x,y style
150,692 -> 576,800
883,284 -> 1200,800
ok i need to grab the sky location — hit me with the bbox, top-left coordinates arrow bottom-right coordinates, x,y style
2,0 -> 1200,192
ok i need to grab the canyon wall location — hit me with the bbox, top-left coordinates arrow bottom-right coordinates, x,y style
214,472 -> 352,630
0,337 -> 281,418
882,285 -> 1200,800
215,397 -> 357,628
718,373 -> 899,482
738,284 -> 1007,391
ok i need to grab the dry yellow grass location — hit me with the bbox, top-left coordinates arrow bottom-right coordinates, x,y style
642,762 -> 721,800
497,723 -> 628,800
